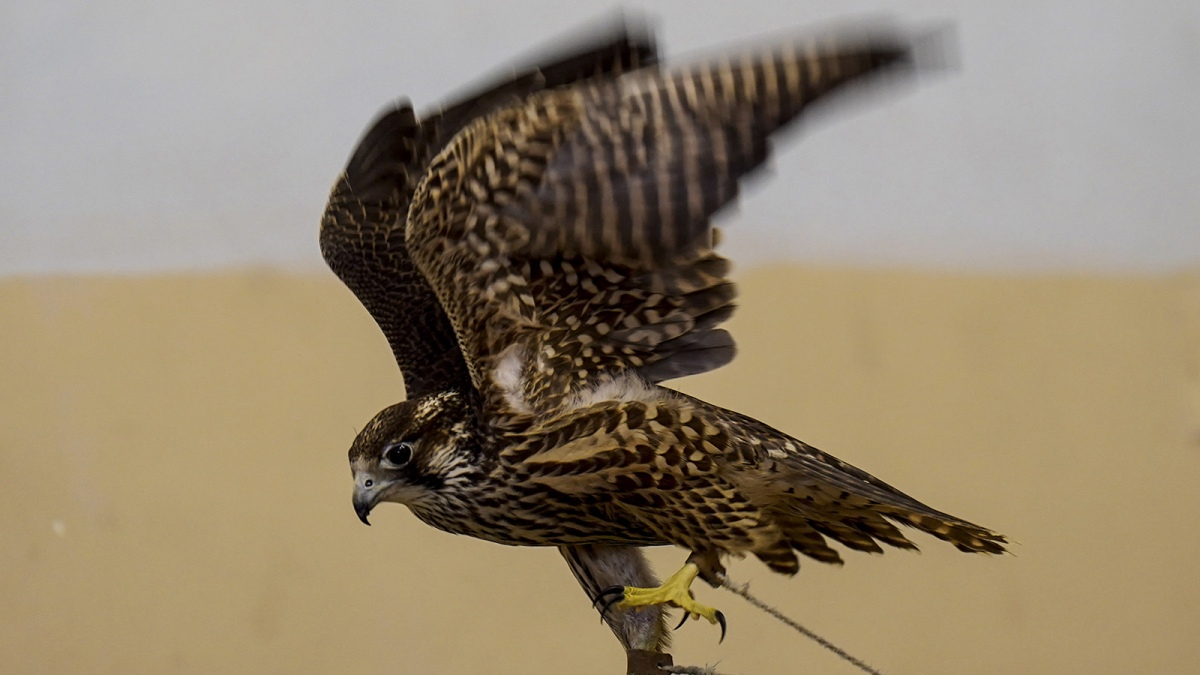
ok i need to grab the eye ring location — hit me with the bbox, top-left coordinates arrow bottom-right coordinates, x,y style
382,441 -> 413,467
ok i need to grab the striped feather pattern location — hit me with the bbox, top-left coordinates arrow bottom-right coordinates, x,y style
337,22 -> 1005,618
407,29 -> 915,416
320,21 -> 658,397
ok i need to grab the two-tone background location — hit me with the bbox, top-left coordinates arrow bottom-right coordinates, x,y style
3,2 -> 1198,673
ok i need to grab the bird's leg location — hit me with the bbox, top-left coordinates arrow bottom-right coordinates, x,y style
597,551 -> 728,642
686,549 -> 727,587
560,545 -> 669,652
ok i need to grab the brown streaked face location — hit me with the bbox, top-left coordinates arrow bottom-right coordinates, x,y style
349,391 -> 473,525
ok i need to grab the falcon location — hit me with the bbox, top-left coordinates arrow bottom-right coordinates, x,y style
320,18 -> 1006,649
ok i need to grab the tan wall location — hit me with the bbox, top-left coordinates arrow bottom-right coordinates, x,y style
2,267 -> 1198,674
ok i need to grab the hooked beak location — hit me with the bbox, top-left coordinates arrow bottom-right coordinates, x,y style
352,475 -> 383,526
353,493 -> 374,526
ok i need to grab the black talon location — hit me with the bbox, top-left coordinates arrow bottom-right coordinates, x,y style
594,585 -> 625,611
596,585 -> 626,623
674,611 -> 689,631
715,610 -> 727,643
599,595 -> 623,624
593,585 -> 625,608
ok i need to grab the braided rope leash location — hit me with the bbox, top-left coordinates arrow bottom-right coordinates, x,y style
719,576 -> 885,675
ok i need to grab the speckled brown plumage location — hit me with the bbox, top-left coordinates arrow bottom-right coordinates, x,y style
329,19 -> 1005,648
320,21 -> 657,397
323,19 -> 672,651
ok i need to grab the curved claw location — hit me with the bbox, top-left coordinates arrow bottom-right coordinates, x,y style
672,608 -> 726,642
593,585 -> 626,608
595,585 -> 626,624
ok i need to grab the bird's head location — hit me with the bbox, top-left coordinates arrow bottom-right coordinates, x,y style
349,390 -> 475,525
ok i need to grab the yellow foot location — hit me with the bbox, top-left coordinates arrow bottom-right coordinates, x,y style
596,562 -> 727,642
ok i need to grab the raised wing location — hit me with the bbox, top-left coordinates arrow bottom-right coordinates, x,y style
406,26 -> 922,417
320,19 -> 658,398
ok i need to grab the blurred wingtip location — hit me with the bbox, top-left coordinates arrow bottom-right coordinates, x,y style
601,7 -> 659,53
785,15 -> 960,78
907,21 -> 961,75
827,17 -> 961,79
518,9 -> 660,74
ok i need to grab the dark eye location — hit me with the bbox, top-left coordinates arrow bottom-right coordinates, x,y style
383,441 -> 413,467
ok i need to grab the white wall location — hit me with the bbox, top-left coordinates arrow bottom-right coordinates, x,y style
3,1 -> 1197,275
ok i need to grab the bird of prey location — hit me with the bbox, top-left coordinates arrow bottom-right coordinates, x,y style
321,17 -> 1006,651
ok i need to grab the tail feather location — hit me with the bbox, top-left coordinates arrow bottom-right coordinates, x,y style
887,510 -> 1007,555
